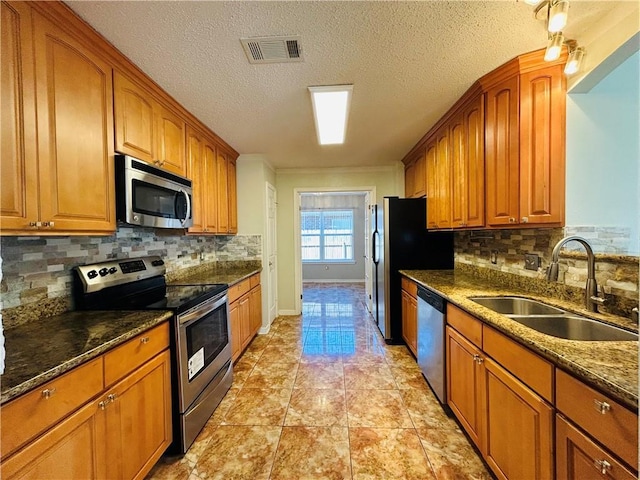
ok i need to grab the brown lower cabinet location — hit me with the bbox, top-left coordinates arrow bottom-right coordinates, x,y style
229,274 -> 262,362
0,323 -> 172,480
400,277 -> 418,356
446,303 -> 638,480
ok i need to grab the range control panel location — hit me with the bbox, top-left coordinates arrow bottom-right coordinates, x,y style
76,256 -> 166,293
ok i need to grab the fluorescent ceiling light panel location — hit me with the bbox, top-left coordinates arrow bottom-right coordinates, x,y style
308,85 -> 353,145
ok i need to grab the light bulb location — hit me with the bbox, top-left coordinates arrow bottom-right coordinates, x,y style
544,33 -> 564,61
548,0 -> 569,33
564,47 -> 584,75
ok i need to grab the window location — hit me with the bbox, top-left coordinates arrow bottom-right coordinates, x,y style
301,209 -> 354,262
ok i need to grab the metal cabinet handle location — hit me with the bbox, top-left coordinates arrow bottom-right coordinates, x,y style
521,216 -> 529,223
29,221 -> 37,228
99,400 -> 107,410
594,459 -> 611,475
41,388 -> 56,399
472,354 -> 484,364
593,399 -> 611,414
140,337 -> 150,344
107,393 -> 118,403
508,217 -> 517,224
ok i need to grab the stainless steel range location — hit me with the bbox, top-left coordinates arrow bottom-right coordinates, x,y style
73,256 -> 232,454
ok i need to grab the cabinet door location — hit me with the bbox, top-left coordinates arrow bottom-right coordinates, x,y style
239,296 -> 251,350
482,357 -> 553,480
485,75 -> 520,227
446,326 -> 483,447
449,112 -> 466,228
436,128 -> 451,229
463,94 -> 485,228
155,103 -> 186,176
1,399 -> 107,480
414,150 -> 426,198
227,158 -> 238,234
229,300 -> 242,361
203,139 -> 219,233
33,11 -> 115,233
425,139 -> 438,229
105,350 -> 172,480
1,1 -> 38,231
216,151 -> 229,233
113,70 -> 155,163
556,415 -> 636,480
404,161 -> 415,198
519,65 -> 565,225
186,125 -> 205,233
249,284 -> 262,337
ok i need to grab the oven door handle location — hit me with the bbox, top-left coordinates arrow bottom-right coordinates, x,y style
178,293 -> 227,327
178,188 -> 191,227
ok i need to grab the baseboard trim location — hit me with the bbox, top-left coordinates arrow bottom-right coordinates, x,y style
303,279 -> 365,284
278,309 -> 300,316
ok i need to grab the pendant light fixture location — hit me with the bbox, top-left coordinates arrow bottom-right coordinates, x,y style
548,0 -> 569,33
544,32 -> 564,61
564,47 -> 584,75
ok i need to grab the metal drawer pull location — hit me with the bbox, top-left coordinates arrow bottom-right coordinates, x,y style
593,399 -> 611,414
594,459 -> 611,475
41,388 -> 56,399
140,337 -> 150,344
473,354 -> 484,364
107,393 -> 117,403
99,400 -> 107,410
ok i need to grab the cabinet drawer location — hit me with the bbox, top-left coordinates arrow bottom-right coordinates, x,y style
228,279 -> 250,304
556,369 -> 638,468
447,304 -> 482,348
1,357 -> 103,457
400,277 -> 417,297
104,322 -> 170,387
483,326 -> 554,402
249,273 -> 260,289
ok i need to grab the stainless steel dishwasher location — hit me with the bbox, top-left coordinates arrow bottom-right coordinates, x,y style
417,286 -> 447,404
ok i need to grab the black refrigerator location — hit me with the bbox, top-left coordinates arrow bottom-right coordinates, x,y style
371,197 -> 453,343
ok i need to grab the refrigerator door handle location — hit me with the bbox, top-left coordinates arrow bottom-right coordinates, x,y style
372,231 -> 380,264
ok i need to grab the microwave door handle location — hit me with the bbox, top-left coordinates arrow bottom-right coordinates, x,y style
178,188 -> 191,227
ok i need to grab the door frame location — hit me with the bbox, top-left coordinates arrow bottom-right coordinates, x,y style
293,186 -> 376,314
264,181 -> 278,332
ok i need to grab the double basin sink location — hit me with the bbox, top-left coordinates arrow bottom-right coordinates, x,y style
470,296 -> 638,342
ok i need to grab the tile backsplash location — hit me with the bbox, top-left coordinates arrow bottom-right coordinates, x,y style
0,227 -> 261,312
454,227 -> 639,317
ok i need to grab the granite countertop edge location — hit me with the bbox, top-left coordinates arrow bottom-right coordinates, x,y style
400,269 -> 639,410
168,265 -> 262,287
1,311 -> 173,404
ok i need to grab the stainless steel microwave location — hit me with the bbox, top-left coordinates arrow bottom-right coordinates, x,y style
115,154 -> 193,229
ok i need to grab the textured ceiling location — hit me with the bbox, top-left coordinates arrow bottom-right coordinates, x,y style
66,1 -> 621,169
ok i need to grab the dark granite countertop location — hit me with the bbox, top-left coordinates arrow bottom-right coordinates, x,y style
400,269 -> 639,410
1,310 -> 172,404
167,263 -> 261,287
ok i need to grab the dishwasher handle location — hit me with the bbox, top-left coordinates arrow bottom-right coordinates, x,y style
417,286 -> 445,314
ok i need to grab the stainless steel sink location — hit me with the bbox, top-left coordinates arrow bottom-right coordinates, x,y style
470,296 -> 638,342
470,296 -> 564,315
508,315 -> 638,342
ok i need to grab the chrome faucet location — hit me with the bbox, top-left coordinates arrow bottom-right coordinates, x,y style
546,235 -> 606,312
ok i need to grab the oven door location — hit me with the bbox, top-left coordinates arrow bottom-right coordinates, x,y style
176,292 -> 231,412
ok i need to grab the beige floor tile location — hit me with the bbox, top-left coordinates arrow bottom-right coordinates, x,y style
248,333 -> 272,351
346,390 -> 414,428
284,388 -> 348,427
192,425 -> 281,480
259,343 -> 303,363
206,386 -> 240,426
146,454 -> 194,480
344,363 -> 396,390
390,364 -> 430,390
383,346 -> 418,367
294,363 -> 344,389
349,427 -> 436,480
270,426 -> 351,480
243,360 -> 299,389
399,389 -> 458,429
417,427 -> 492,480
222,388 -> 291,426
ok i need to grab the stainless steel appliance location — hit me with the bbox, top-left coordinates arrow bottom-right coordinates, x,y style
417,286 -> 447,404
73,256 -> 231,454
115,154 -> 193,229
370,197 -> 453,343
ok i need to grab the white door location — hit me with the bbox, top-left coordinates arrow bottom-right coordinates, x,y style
266,182 -> 278,324
364,193 -> 373,313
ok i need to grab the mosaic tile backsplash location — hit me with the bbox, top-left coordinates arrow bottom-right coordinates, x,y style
0,227 -> 261,311
454,227 -> 639,317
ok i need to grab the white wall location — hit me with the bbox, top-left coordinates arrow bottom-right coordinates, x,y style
275,164 -> 404,313
566,50 -> 639,254
236,154 -> 276,330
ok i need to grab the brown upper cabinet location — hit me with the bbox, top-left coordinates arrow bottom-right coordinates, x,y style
403,48 -> 566,230
114,70 -> 186,177
1,1 -> 239,235
403,148 -> 426,199
1,2 -> 116,235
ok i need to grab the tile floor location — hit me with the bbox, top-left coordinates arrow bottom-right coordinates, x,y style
147,283 -> 492,480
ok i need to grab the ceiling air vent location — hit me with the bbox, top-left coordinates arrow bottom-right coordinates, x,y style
240,36 -> 304,64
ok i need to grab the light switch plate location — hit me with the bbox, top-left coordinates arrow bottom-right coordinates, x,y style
524,253 -> 539,271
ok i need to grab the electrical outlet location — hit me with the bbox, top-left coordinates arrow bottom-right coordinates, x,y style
490,250 -> 498,264
524,253 -> 539,271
